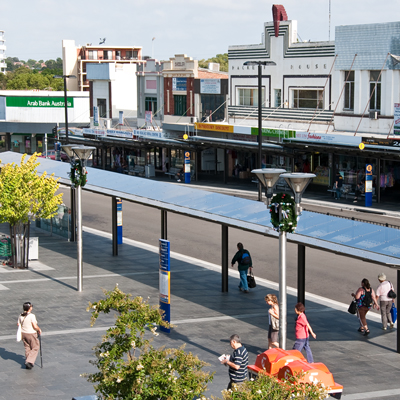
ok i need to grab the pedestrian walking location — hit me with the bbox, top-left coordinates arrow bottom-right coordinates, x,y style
334,172 -> 343,200
376,273 -> 395,330
265,294 -> 279,349
351,278 -> 379,336
293,302 -> 316,363
17,302 -> 42,369
220,334 -> 249,390
231,243 -> 252,293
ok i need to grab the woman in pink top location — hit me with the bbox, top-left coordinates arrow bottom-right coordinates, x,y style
292,302 -> 316,363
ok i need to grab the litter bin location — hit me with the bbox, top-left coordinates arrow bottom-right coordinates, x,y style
145,165 -> 155,178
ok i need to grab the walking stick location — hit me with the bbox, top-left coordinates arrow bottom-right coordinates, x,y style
38,332 -> 43,368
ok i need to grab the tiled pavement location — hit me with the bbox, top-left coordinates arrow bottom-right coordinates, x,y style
0,223 -> 399,400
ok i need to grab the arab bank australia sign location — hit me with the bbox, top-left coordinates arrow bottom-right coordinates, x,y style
6,96 -> 74,108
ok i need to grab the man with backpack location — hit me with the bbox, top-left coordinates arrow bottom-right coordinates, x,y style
231,242 -> 252,293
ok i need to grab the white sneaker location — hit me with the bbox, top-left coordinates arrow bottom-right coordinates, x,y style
177,179 -> 181,182
390,322 -> 394,329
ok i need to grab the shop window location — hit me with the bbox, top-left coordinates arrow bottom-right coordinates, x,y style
369,71 -> 381,112
174,95 -> 187,116
145,97 -> 157,112
238,88 -> 265,106
88,50 -> 98,60
344,71 -> 354,111
292,89 -> 324,109
201,94 -> 225,121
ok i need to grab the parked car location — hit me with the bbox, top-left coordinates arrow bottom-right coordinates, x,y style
38,150 -> 69,162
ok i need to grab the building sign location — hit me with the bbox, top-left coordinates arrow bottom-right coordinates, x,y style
6,96 -> 74,108
362,137 -> 400,147
295,131 -> 361,145
252,127 -> 295,138
145,111 -> 152,123
93,106 -> 99,126
195,122 -> 234,133
172,77 -> 187,91
200,79 -> 221,94
82,128 -> 165,139
394,103 -> 400,135
173,61 -> 186,70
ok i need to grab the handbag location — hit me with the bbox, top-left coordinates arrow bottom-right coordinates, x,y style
247,271 -> 256,288
16,324 -> 22,342
391,303 -> 397,324
387,281 -> 397,299
271,314 -> 279,330
348,299 -> 357,315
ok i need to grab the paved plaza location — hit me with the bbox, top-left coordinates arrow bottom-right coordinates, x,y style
0,222 -> 399,400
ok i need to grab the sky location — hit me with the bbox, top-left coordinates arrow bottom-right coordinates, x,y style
2,0 -> 400,62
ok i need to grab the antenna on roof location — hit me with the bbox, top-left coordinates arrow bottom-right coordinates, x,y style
99,38 -> 106,45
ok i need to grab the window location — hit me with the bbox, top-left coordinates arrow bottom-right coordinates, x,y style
201,94 -> 225,121
344,71 -> 354,111
369,71 -> 381,112
145,97 -> 157,112
274,89 -> 281,107
126,51 -> 137,59
97,99 -> 107,118
103,50 -> 112,60
88,50 -> 98,60
174,95 -> 187,116
292,89 -> 324,109
238,88 -> 265,106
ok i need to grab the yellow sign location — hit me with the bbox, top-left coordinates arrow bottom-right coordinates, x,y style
183,134 -> 188,140
194,122 -> 234,133
359,143 -> 365,150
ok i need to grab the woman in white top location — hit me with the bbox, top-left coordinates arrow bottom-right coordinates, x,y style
376,273 -> 395,330
17,302 -> 42,369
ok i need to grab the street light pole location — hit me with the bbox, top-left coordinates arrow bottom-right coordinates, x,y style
54,74 -> 76,144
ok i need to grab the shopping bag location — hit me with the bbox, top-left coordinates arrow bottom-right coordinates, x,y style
391,303 -> 397,324
247,271 -> 256,288
16,325 -> 22,342
348,300 -> 357,315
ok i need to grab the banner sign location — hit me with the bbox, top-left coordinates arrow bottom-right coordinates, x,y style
200,79 -> 221,94
295,131 -> 361,144
159,239 -> 171,333
93,106 -> 99,126
194,122 -> 234,133
82,128 -> 165,139
119,111 -> 123,125
172,77 -> 187,91
362,137 -> 400,147
6,96 -> 74,108
394,103 -> 400,135
252,127 -> 295,138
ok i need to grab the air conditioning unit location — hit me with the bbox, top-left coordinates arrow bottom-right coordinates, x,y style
191,117 -> 197,123
369,111 -> 378,120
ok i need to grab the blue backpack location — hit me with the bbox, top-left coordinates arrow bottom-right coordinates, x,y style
241,251 -> 250,265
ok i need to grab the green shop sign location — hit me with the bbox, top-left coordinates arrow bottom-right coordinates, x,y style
6,96 -> 74,108
251,127 -> 295,138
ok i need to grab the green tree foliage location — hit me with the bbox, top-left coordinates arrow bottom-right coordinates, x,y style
84,286 -> 214,400
0,153 -> 63,226
199,53 -> 228,72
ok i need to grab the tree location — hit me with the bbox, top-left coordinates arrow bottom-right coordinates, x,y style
199,53 -> 229,72
84,286 -> 214,400
0,153 -> 63,268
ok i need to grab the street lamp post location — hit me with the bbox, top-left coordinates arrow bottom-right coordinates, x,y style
243,61 -> 276,201
252,168 -> 286,207
54,74 -> 76,144
65,145 -> 96,291
252,169 -> 315,349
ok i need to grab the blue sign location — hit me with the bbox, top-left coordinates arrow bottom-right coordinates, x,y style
184,151 -> 191,184
172,77 -> 187,91
159,239 -> 170,333
117,199 -> 123,245
365,164 -> 373,207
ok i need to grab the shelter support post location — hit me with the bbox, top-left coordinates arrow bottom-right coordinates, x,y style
297,244 -> 306,305
161,210 -> 167,240
223,149 -> 228,184
70,187 -> 76,242
222,224 -> 229,292
398,269 -> 400,354
5,133 -> 11,151
112,196 -> 118,256
279,231 -> 287,350
377,158 -> 381,204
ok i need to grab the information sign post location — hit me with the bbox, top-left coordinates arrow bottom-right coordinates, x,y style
184,151 -> 191,184
117,198 -> 123,244
365,164 -> 373,207
159,239 -> 171,333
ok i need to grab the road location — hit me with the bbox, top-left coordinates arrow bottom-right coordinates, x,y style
57,184 -> 398,308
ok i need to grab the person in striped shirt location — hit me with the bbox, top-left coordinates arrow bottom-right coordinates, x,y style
221,334 -> 249,389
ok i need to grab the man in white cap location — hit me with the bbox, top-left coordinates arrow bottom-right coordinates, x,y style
376,273 -> 395,330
